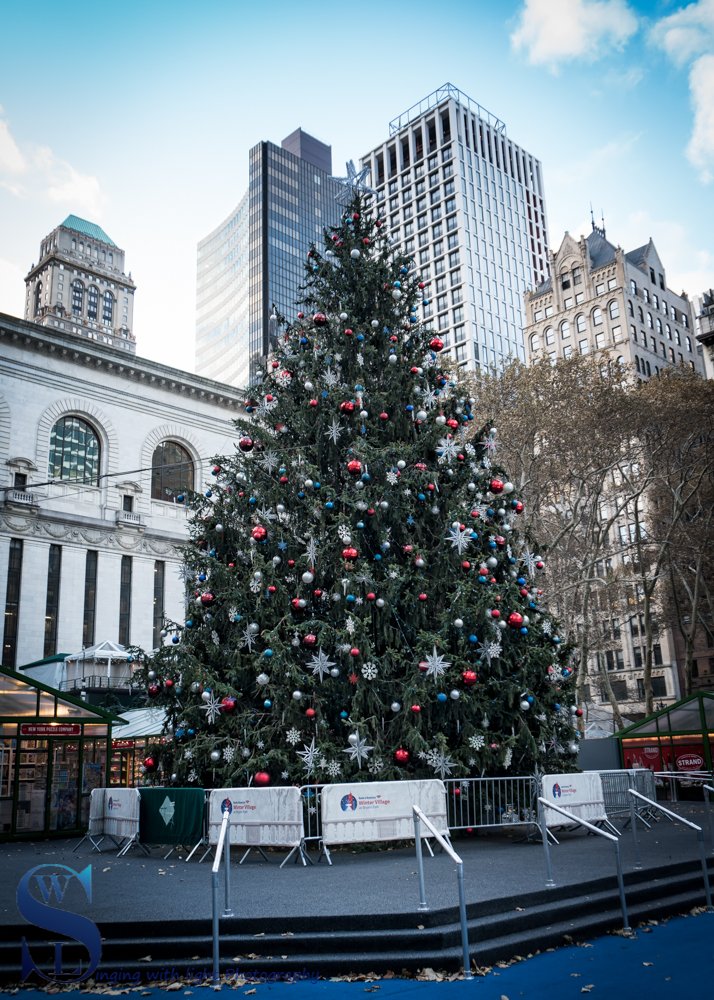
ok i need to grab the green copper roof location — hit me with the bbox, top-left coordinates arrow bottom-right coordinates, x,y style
61,214 -> 117,247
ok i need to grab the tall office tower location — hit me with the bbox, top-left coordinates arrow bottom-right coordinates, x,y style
360,83 -> 549,370
196,128 -> 344,387
24,215 -> 136,354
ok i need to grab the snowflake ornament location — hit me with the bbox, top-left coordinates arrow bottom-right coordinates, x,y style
286,728 -> 301,746
337,524 -> 352,543
367,757 -> 384,775
425,748 -> 457,779
386,470 -> 399,486
211,630 -> 220,647
436,437 -> 460,464
222,743 -> 238,763
325,760 -> 342,778
361,661 -> 378,680
468,734 -> 486,751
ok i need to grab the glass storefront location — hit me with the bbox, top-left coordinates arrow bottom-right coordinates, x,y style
0,667 -> 118,839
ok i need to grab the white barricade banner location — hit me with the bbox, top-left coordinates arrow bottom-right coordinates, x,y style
320,779 -> 448,846
87,788 -> 105,836
103,787 -> 141,840
541,772 -> 607,828
207,787 -> 303,848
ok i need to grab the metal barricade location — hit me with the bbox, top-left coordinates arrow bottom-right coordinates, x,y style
653,770 -> 713,803
443,775 -> 540,833
598,769 -> 658,827
299,783 -> 325,853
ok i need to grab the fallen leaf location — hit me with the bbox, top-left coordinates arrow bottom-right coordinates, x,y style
244,991 -> 256,997
165,984 -> 182,992
252,932 -> 265,938
281,931 -> 294,937
137,955 -> 152,963
581,986 -> 594,994
643,962 -> 654,967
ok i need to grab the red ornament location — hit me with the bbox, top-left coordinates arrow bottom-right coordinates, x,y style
394,748 -> 410,764
221,696 -> 237,713
313,588 -> 323,598
514,501 -> 524,514
461,561 -> 471,572
366,592 -> 376,601
344,328 -> 354,337
507,612 -> 524,629
462,670 -> 478,686
362,237 -> 370,246
297,311 -> 304,319
489,478 -> 504,494
312,312 -> 327,326
200,592 -> 214,605
212,465 -> 221,474
418,593 -> 428,602
288,559 -> 295,568
251,525 -> 267,542
305,707 -> 316,719
309,399 -> 318,408
410,704 -> 422,714
379,412 -> 389,421
340,400 -> 355,413
143,755 -> 157,771
267,585 -> 277,594
265,394 -> 274,403
352,213 -> 360,221
164,678 -> 174,689
491,609 -> 501,619
575,708 -> 583,717
410,366 -> 419,374
418,660 -> 429,672
254,772 -> 271,786
342,546 -> 359,561
291,598 -> 304,610
429,337 -> 444,352
346,459 -> 362,476
446,418 -> 459,429
271,360 -> 279,369
349,647 -> 360,657
303,633 -> 317,647
147,683 -> 160,698
418,282 -> 425,290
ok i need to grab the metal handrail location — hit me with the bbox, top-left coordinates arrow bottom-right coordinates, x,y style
627,789 -> 713,911
704,785 -> 714,852
653,770 -> 713,803
211,807 -> 233,988
412,805 -> 472,980
537,797 -> 630,932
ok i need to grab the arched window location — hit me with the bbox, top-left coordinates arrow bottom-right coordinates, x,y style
638,306 -> 644,322
665,324 -> 672,340
72,280 -> 84,316
656,317 -> 662,334
103,291 -> 114,325
592,307 -> 603,326
628,301 -> 634,317
686,336 -> 692,352
608,300 -> 619,320
529,332 -> 541,353
560,319 -> 570,339
34,281 -> 42,316
635,356 -> 641,373
646,312 -> 653,329
87,285 -> 99,320
575,313 -> 586,334
151,442 -> 194,501
49,416 -> 100,485
544,326 -> 555,346
645,360 -> 651,376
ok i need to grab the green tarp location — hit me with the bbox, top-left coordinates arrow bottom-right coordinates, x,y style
138,787 -> 204,845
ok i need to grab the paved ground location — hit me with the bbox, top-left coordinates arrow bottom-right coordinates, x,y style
2,801 -> 713,996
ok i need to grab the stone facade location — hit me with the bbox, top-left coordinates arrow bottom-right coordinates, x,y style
0,312 -> 244,669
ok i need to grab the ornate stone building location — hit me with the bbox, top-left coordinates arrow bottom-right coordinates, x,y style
24,215 -> 137,355
0,311 -> 244,671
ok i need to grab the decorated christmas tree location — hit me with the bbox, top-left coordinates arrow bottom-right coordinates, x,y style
138,183 -> 579,788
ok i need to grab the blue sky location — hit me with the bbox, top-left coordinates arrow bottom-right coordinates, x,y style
0,0 -> 712,373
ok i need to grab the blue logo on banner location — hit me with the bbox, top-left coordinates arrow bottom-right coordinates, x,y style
221,798 -> 233,815
552,783 -> 562,798
340,793 -> 358,812
17,864 -> 101,984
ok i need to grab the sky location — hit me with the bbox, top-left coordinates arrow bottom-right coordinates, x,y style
0,0 -> 712,374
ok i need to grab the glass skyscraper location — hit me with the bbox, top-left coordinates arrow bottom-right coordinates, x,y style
360,83 -> 549,370
196,129 -> 343,387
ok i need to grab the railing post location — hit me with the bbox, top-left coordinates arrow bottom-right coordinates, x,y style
697,829 -> 713,912
613,839 -> 630,932
704,786 -> 714,854
456,862 -> 473,980
413,812 -> 428,911
538,799 -> 555,888
223,814 -> 233,917
211,869 -> 220,988
629,794 -> 642,870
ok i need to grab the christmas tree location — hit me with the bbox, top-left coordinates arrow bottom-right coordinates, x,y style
138,186 -> 579,788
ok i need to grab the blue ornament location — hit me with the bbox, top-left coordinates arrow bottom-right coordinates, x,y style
171,635 -> 180,644
313,481 -> 321,490
488,540 -> 497,549
393,280 -> 401,288
263,699 -> 272,709
297,491 -> 305,499
356,333 -> 364,342
326,501 -> 334,510
187,728 -> 195,737
517,577 -> 526,586
356,521 -> 365,529
437,692 -> 447,703
185,619 -> 193,628
527,695 -> 534,704
205,489 -> 212,498
468,634 -> 478,644
405,404 -> 414,412
374,553 -> 382,561
264,648 -> 273,658
340,710 -> 348,719
249,496 -> 257,505
198,573 -> 207,582
177,494 -> 185,503
520,627 -> 529,635
354,384 -> 364,392
209,549 -> 216,557
346,594 -> 356,604
361,473 -> 371,482
418,492 -> 426,502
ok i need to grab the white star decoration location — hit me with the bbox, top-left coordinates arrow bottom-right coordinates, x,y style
342,733 -> 374,768
436,437 -> 460,464
335,159 -> 375,198
325,418 -> 342,445
423,646 -> 451,682
308,647 -> 336,682
201,693 -> 222,725
297,737 -> 321,775
425,748 -> 456,778
446,524 -> 471,554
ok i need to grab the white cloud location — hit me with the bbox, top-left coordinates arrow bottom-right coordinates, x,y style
650,0 -> 714,67
651,1 -> 714,182
0,113 -> 105,218
0,118 -> 26,174
687,54 -> 714,181
622,210 -> 713,299
511,0 -> 639,70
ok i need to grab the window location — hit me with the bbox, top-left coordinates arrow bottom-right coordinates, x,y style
83,550 -> 98,648
102,291 -> 114,325
544,326 -> 555,346
153,561 -> 165,649
560,320 -> 570,339
49,416 -> 100,485
71,280 -> 84,315
656,318 -> 662,334
572,266 -> 582,286
151,441 -> 194,501
34,281 -> 42,316
530,332 -> 541,353
592,307 -> 603,326
665,324 -> 672,340
595,331 -> 606,349
575,313 -> 586,334
122,494 -> 134,512
562,344 -> 572,358
87,285 -> 99,320
630,280 -> 637,295
608,300 -> 619,320
44,544 -> 62,657
578,338 -> 589,354
560,271 -> 571,290
646,312 -> 653,329
119,555 -> 132,646
2,539 -> 23,667
628,301 -> 634,317
643,288 -> 650,304
686,336 -> 692,352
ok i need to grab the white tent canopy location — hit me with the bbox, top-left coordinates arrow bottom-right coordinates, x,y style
112,707 -> 166,739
